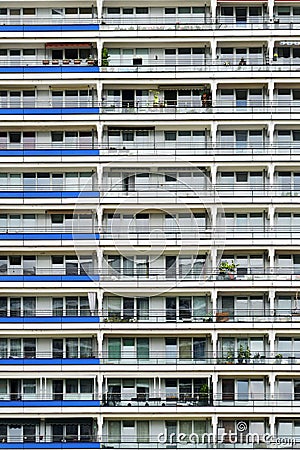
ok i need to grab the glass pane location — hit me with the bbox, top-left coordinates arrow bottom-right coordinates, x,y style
108,338 -> 121,359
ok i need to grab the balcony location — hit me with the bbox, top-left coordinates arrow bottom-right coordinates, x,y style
102,392 -> 211,407
0,310 -> 100,323
0,101 -> 299,119
101,393 -> 300,408
0,59 -> 99,75
102,309 -> 300,324
100,101 -> 300,117
101,61 -> 300,74
100,18 -> 300,32
101,351 -> 300,365
100,184 -> 300,202
101,226 -> 300,242
99,269 -> 300,283
0,353 -> 100,365
2,143 -> 300,160
0,392 -> 100,407
0,226 -> 99,243
0,17 -> 99,32
0,102 -> 99,116
0,185 -> 99,199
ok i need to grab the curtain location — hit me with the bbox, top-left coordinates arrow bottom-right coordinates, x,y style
88,292 -> 96,315
179,338 -> 192,360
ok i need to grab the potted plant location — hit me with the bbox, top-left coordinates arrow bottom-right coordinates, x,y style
226,350 -> 234,364
102,48 -> 110,68
198,383 -> 210,405
238,344 -> 244,364
244,346 -> 251,363
203,312 -> 213,323
218,260 -> 238,280
253,352 -> 261,363
275,353 -> 283,363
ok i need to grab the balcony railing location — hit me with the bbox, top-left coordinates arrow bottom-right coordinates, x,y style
102,393 -> 211,406
100,184 -> 300,198
0,308 -> 296,322
0,435 -> 98,444
2,143 -> 300,158
0,350 -> 290,364
0,268 -> 291,283
101,226 -> 300,240
0,308 -> 296,323
101,18 -> 300,31
102,309 -> 300,323
100,101 -> 300,115
102,393 -> 300,407
102,62 -> 300,73
101,351 -> 293,365
1,101 -> 300,115
0,393 -> 99,402
0,268 -> 99,282
96,269 -> 300,282
1,59 -> 300,73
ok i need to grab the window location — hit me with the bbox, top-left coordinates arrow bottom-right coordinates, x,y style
136,7 -> 148,14
65,8 -> 77,14
107,8 -> 120,14
178,7 -> 191,14
165,8 -> 176,14
23,8 -> 35,15
23,49 -> 35,56
79,8 -> 92,14
165,131 -> 177,141
193,7 -> 205,13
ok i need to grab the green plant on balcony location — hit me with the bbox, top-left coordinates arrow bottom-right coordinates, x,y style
244,346 -> 251,363
226,350 -> 234,364
101,48 -> 110,67
238,344 -> 245,364
218,260 -> 238,280
198,383 -> 210,405
104,316 -> 129,323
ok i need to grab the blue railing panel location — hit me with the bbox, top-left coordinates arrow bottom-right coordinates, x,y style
0,358 -> 100,365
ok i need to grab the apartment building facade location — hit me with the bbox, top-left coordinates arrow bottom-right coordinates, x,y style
0,0 -> 298,448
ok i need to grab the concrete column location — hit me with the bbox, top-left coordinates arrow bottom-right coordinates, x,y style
268,205 -> 275,227
211,372 -> 218,401
211,332 -> 218,361
211,39 -> 217,60
269,415 -> 275,438
211,123 -> 217,148
268,80 -> 274,102
269,373 -> 275,398
212,415 -> 218,444
268,330 -> 275,358
269,289 -> 275,316
268,0 -> 274,22
268,122 -> 274,145
211,0 -> 217,22
211,289 -> 217,320
97,289 -> 103,316
268,40 -> 274,63
211,80 -> 217,105
210,247 -> 217,272
268,163 -> 274,185
211,164 -> 217,185
269,247 -> 275,274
